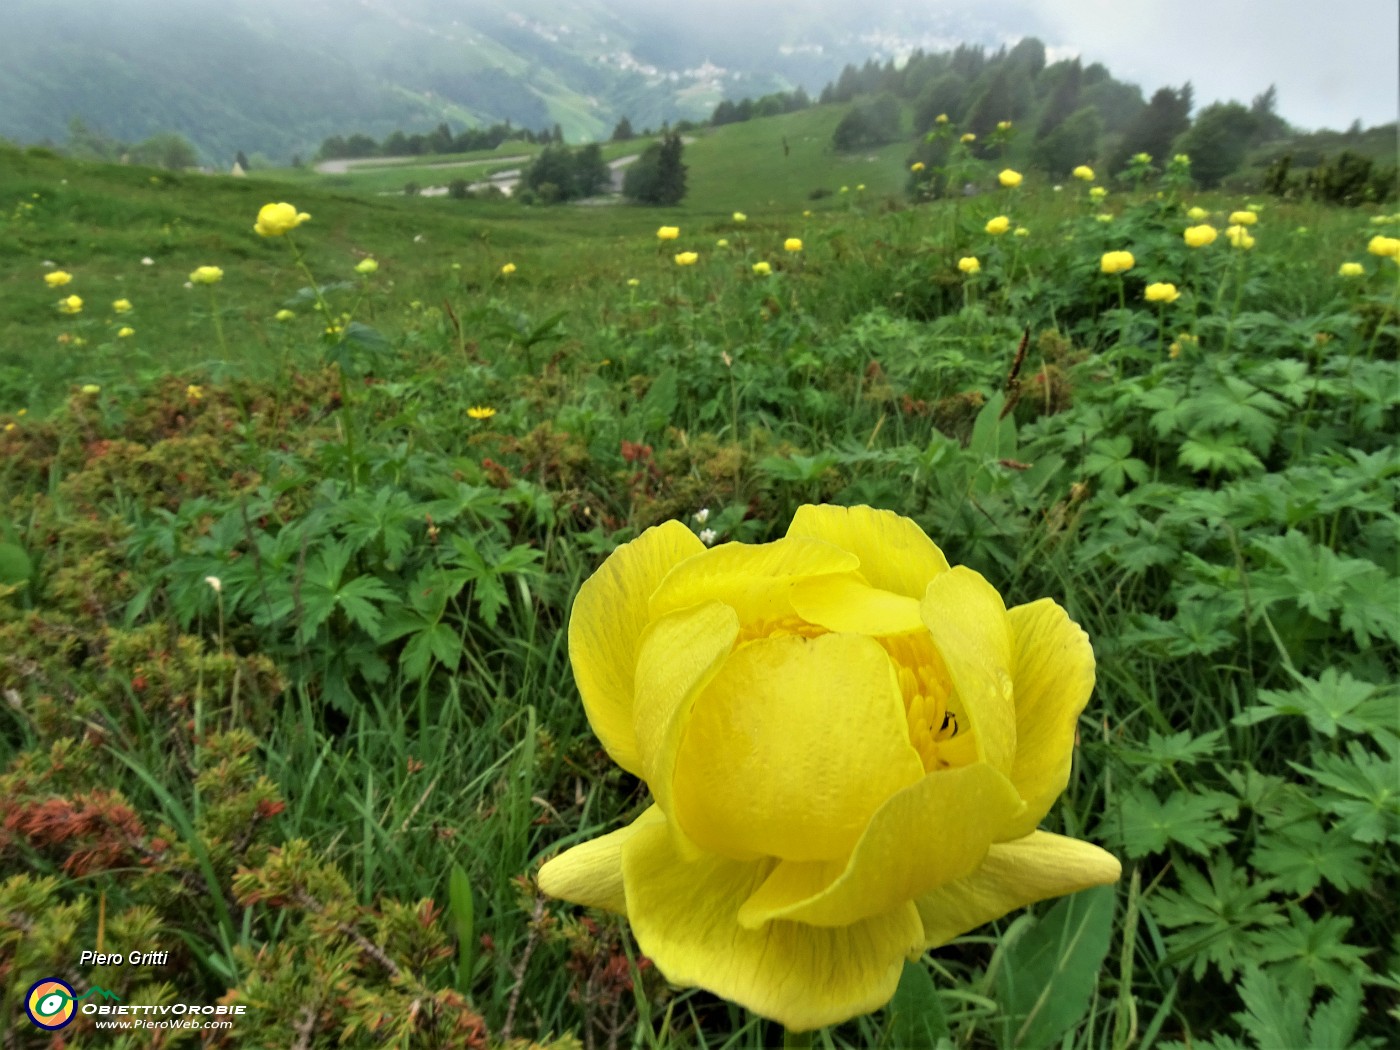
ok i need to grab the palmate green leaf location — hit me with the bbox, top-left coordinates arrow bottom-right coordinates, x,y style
1234,669 -> 1394,738
1233,968 -> 1371,1050
1192,377 -> 1285,452
1253,906 -> 1371,996
1152,857 -> 1283,981
1291,742 -> 1400,844
1115,787 -> 1239,858
1249,530 -> 1383,625
1082,435 -> 1148,493
994,886 -> 1115,1050
1178,432 -> 1264,475
1250,820 -> 1373,894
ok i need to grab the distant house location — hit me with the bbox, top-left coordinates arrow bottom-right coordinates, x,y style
230,161 -> 247,177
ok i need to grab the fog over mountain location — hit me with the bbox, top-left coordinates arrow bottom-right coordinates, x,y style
1,0 -> 1393,163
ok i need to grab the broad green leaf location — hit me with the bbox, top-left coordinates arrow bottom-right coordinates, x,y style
887,959 -> 948,1049
449,864 -> 476,993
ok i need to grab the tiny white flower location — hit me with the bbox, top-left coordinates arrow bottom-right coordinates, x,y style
1052,185 -> 1063,192
693,507 -> 710,525
141,257 -> 154,266
183,281 -> 193,289
41,259 -> 55,268
699,528 -> 718,546
204,576 -> 223,594
413,234 -> 425,243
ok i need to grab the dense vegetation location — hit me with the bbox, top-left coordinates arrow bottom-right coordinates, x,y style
0,122 -> 1397,1050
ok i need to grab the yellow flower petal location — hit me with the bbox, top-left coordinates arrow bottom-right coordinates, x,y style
537,805 -> 665,913
914,831 -> 1122,948
648,536 -> 857,624
920,567 -> 1016,775
569,521 -> 706,776
621,820 -> 922,1032
737,762 -> 1024,927
785,504 -> 950,598
790,575 -> 923,635
672,634 -> 924,862
1002,599 -> 1096,838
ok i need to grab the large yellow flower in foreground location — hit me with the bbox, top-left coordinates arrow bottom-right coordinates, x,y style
253,202 -> 310,237
539,505 -> 1121,1032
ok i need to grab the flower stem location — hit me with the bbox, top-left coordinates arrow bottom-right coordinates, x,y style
782,1027 -> 814,1049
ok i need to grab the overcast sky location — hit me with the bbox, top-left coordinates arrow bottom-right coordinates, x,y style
1023,0 -> 1398,131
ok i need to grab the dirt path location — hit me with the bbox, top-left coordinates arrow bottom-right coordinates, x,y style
314,153 -> 532,175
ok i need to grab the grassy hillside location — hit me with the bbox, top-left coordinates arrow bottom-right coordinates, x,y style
1,138 -> 1397,1050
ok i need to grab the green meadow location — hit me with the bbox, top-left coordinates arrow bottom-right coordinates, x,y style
1,112 -> 1397,1050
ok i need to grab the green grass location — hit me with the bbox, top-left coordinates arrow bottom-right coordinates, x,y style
1,136 -> 1397,1050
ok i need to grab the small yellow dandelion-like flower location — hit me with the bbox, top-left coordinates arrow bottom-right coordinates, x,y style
254,202 -> 311,237
467,405 -> 496,420
1169,341 -> 1182,359
627,278 -> 640,287
1144,282 -> 1180,303
674,251 -> 699,266
275,309 -> 295,322
113,298 -> 132,314
1133,152 -> 1152,164
187,384 -> 204,400
997,120 -> 1013,131
190,265 -> 223,285
1367,235 -> 1400,258
1337,262 -> 1365,277
355,257 -> 379,275
732,211 -> 747,223
3,423 -> 13,433
1096,214 -> 1115,224
935,113 -> 949,124
1089,186 -> 1107,202
1187,206 -> 1208,221
985,215 -> 1011,236
500,262 -> 517,275
957,256 -> 981,274
1184,224 -> 1218,247
960,133 -> 976,144
784,238 -> 803,253
1228,210 -> 1257,226
45,270 -> 73,288
117,326 -> 135,338
58,295 -> 83,314
802,209 -> 813,218
1246,203 -> 1262,213
998,169 -> 1023,188
752,261 -> 772,276
840,186 -> 849,194
80,384 -> 101,395
657,226 -> 680,240
1014,226 -> 1030,237
910,161 -> 925,172
1101,250 -> 1135,274
1072,165 -> 1095,182
856,183 -> 865,191
1225,225 -> 1256,250
716,238 -> 729,248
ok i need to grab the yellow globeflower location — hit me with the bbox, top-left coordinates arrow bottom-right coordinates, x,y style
1367,235 -> 1400,258
674,252 -> 699,266
1144,282 -> 1180,303
190,266 -> 223,285
627,278 -> 640,287
58,295 -> 83,314
716,238 -> 730,248
537,504 -> 1120,1033
1228,210 -> 1257,226
1225,225 -> 1255,250
117,326 -> 135,338
752,261 -> 772,276
275,309 -> 296,322
112,298 -> 133,313
253,202 -> 310,237
998,169 -> 1022,188
1014,227 -> 1030,237
733,212 -> 747,223
960,133 -> 976,144
1186,206 -> 1208,221
80,384 -> 101,396
935,113 -> 949,124
467,406 -> 497,420
1100,251 -> 1134,274
1072,165 -> 1094,182
997,120 -> 1013,131
1338,262 -> 1364,277
44,270 -> 73,288
958,256 -> 981,274
355,258 -> 379,275
657,226 -> 680,241
985,215 -> 1011,236
784,238 -> 803,253
1089,187 -> 1107,202
187,384 -> 204,400
1184,225 -> 1218,247
501,262 -> 517,275
910,162 -> 926,173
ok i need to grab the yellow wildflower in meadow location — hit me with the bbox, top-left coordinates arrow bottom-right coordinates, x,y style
1014,227 -> 1030,237
985,216 -> 1011,236
1072,165 -> 1094,181
275,309 -> 295,322
752,261 -> 772,276
674,252 -> 699,266
467,405 -> 496,420
997,120 -> 1013,131
190,266 -> 223,285
960,133 -> 976,144
1187,206 -> 1208,221
1368,235 -> 1400,258
537,504 -> 1120,1032
1228,210 -> 1257,226
117,326 -> 135,338
733,212 -> 747,223
254,202 -> 310,237
355,258 -> 379,275
784,238 -> 803,253
958,256 -> 981,274
998,169 -> 1022,188
501,262 -> 517,275
58,295 -> 83,314
1225,225 -> 1256,250
1184,225 -> 1218,247
627,278 -> 640,287
657,226 -> 680,241
910,162 -> 925,172
935,113 -> 949,124
1144,282 -> 1180,303
1100,251 -> 1134,274
1089,187 -> 1107,203
80,384 -> 101,395
44,271 -> 73,288
716,239 -> 729,248
186,385 -> 204,400
112,298 -> 132,314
